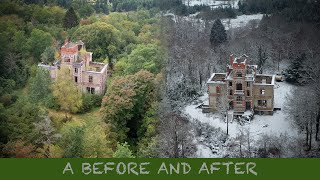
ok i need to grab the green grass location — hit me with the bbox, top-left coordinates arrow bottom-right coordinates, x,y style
49,107 -> 103,131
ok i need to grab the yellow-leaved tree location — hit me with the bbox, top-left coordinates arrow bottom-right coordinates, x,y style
52,67 -> 82,120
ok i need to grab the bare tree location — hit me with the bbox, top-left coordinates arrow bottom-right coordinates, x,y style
285,86 -> 318,150
158,112 -> 197,158
216,89 -> 230,135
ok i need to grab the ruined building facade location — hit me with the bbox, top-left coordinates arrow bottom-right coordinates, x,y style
207,54 -> 275,115
39,39 -> 108,95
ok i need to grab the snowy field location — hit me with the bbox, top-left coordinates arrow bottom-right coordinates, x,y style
182,0 -> 240,9
183,82 -> 299,157
164,12 -> 263,31
221,14 -> 263,30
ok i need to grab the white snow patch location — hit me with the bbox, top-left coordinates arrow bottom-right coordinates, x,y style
221,14 -> 264,30
183,0 -> 240,9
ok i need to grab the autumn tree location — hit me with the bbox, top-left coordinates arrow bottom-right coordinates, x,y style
34,115 -> 61,158
3,140 -> 36,158
52,67 -> 82,119
101,70 -> 155,143
63,7 -> 79,29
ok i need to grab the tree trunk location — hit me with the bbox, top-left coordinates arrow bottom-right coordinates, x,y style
239,142 -> 242,157
226,111 -> 229,135
247,132 -> 251,157
306,124 -> 309,148
173,118 -> 179,158
308,123 -> 312,151
316,109 -> 320,141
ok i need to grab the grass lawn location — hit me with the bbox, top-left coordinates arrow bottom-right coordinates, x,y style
48,107 -> 103,131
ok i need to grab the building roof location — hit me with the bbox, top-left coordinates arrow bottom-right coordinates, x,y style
234,54 -> 248,64
207,73 -> 226,84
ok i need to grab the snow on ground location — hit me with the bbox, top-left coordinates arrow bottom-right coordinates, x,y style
183,82 -> 298,157
163,12 -> 263,31
221,14 -> 264,30
182,0 -> 240,9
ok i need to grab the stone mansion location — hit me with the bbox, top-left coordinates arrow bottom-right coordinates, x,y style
38,39 -> 108,95
207,54 -> 275,115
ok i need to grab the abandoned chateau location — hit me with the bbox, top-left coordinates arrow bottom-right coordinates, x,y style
207,54 -> 275,115
39,39 -> 108,95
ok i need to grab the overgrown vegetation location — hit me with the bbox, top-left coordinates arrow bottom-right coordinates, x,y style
0,0 -> 165,158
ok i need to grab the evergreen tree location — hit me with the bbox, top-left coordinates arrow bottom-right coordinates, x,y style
210,19 -> 227,50
285,53 -> 306,84
63,7 -> 79,29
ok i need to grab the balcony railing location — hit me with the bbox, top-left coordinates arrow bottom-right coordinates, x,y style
234,90 -> 244,94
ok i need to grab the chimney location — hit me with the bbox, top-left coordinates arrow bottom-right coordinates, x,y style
229,54 -> 234,65
64,37 -> 69,45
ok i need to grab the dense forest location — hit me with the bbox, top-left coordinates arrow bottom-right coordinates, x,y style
1,0 -> 320,158
0,0 -> 166,158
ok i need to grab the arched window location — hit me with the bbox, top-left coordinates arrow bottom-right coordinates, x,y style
236,83 -> 242,90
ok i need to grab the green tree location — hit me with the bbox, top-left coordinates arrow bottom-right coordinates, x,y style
125,44 -> 165,75
52,67 -> 82,119
6,97 -> 42,143
29,68 -> 52,105
26,29 -> 53,61
63,7 -> 79,29
210,19 -> 227,50
83,120 -> 114,158
41,46 -> 56,64
78,3 -> 95,18
72,22 -> 121,61
137,102 -> 159,157
112,142 -> 135,158
60,123 -> 85,158
101,70 -> 155,143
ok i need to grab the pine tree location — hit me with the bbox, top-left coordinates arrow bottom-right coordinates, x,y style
210,19 -> 227,50
285,53 -> 306,84
63,7 -> 79,29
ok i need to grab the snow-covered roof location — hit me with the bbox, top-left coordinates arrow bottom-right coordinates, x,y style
207,73 -> 226,84
254,74 -> 275,86
234,54 -> 248,64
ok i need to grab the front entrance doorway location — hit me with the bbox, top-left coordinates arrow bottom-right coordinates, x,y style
246,101 -> 251,110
